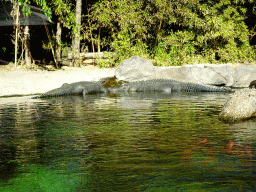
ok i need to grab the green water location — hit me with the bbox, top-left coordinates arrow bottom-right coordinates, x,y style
0,92 -> 255,191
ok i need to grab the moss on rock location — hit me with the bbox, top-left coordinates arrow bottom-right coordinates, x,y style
100,76 -> 126,89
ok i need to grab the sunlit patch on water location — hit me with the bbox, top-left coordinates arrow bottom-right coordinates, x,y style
0,93 -> 255,191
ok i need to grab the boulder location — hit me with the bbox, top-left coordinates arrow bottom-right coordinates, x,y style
175,64 -> 233,85
232,66 -> 256,87
219,89 -> 256,122
115,56 -> 235,85
204,64 -> 235,86
114,56 -> 157,82
114,56 -> 256,88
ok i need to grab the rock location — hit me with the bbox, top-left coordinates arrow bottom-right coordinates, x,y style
219,89 -> 256,122
204,64 -> 235,86
114,56 -> 256,88
114,56 -> 157,81
232,66 -> 256,87
115,57 -> 235,86
158,64 -> 234,86
158,64 -> 233,86
175,64 -> 233,85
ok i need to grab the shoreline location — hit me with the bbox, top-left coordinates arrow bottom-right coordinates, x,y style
0,66 -> 115,97
0,61 -> 255,99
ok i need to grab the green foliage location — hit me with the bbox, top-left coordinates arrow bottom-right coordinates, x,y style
153,32 -> 204,66
1,47 -> 6,52
52,0 -> 75,28
148,0 -> 256,65
12,0 -> 52,19
42,35 -> 57,50
152,40 -> 172,66
21,3 -> 31,16
86,0 -> 150,65
96,52 -> 117,68
110,30 -> 150,65
42,37 -> 70,55
7,0 -> 256,67
95,30 -> 150,67
87,0 -> 256,66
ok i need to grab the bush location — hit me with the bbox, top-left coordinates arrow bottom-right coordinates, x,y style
89,0 -> 256,67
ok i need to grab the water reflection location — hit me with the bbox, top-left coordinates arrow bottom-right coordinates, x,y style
0,93 -> 255,191
180,137 -> 253,190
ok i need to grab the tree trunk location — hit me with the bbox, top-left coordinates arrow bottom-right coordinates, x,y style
14,1 -> 19,67
88,16 -> 95,53
24,25 -> 31,68
56,19 -> 62,65
98,25 -> 101,52
155,19 -> 163,48
73,0 -> 82,67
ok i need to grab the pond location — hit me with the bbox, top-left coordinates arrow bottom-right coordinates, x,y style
0,92 -> 255,191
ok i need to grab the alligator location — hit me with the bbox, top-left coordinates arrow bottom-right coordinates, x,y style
108,79 -> 232,93
33,81 -> 109,98
33,79 -> 232,99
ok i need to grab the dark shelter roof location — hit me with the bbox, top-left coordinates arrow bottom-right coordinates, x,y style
0,0 -> 52,26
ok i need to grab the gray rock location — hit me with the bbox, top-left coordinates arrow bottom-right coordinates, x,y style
232,66 -> 256,87
158,64 -> 234,86
179,65 -> 230,85
115,56 -> 157,81
205,64 -> 235,86
115,57 -> 235,86
114,56 -> 256,88
219,89 -> 256,121
154,66 -> 185,82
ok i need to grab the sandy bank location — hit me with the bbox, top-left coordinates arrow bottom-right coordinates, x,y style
0,66 -> 115,97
